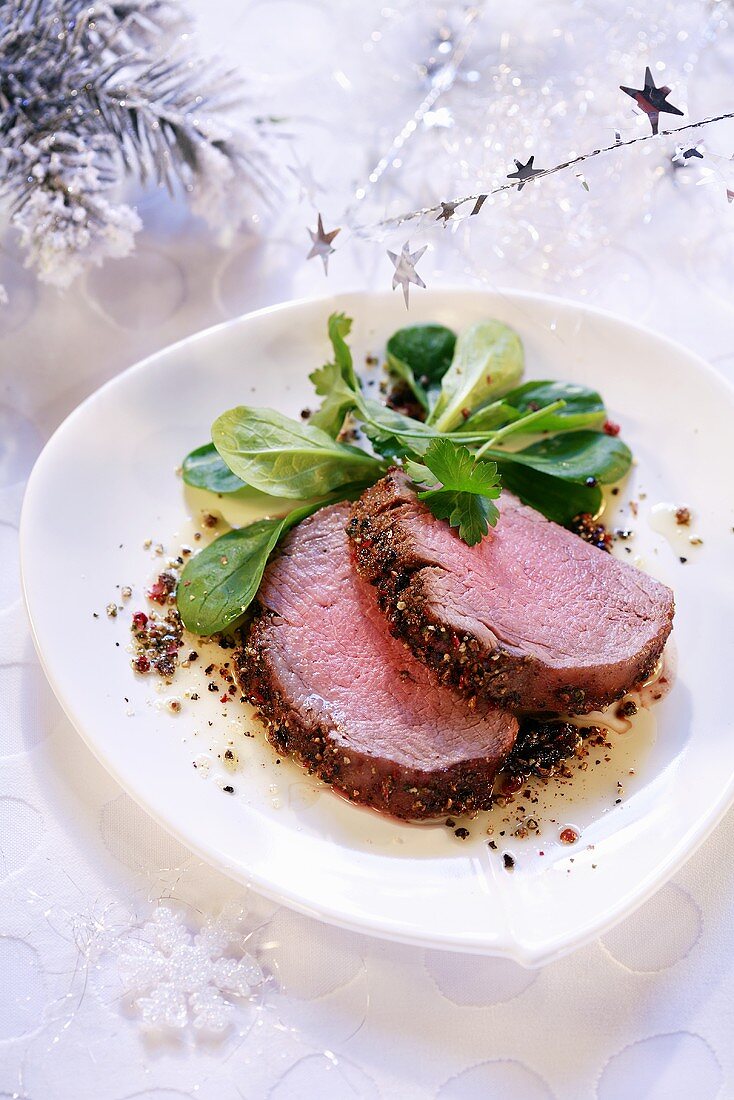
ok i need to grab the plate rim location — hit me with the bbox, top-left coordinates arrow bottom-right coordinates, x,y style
19,286 -> 734,966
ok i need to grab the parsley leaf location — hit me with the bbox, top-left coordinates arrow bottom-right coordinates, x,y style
410,438 -> 502,546
403,455 -> 438,486
420,490 -> 497,547
309,313 -> 361,437
419,437 -> 502,496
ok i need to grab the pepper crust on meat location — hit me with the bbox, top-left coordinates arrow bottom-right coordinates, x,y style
348,469 -> 674,714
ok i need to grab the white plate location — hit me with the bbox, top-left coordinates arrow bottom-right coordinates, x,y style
20,289 -> 734,966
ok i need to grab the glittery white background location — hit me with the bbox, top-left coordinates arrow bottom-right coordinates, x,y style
2,1 -> 734,1097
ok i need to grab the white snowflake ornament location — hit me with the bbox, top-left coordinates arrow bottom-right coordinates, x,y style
213,954 -> 264,997
190,986 -> 232,1033
166,940 -> 215,994
146,905 -> 191,953
118,938 -> 169,991
117,904 -> 263,1035
195,916 -> 234,958
138,982 -> 189,1030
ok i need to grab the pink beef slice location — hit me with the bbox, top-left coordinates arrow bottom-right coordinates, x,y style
234,503 -> 517,820
348,469 -> 674,714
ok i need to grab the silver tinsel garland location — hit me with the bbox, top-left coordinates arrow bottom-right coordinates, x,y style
0,0 -> 281,286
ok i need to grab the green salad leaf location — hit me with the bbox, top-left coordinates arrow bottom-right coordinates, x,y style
461,380 -> 606,436
497,380 -> 606,432
487,431 -> 632,485
495,461 -> 602,526
427,320 -> 524,432
182,442 -> 247,494
453,400 -> 519,433
177,516 -> 291,635
386,323 -> 456,413
212,406 -> 386,499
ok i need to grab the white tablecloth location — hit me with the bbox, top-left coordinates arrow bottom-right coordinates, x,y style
2,2 -> 734,1097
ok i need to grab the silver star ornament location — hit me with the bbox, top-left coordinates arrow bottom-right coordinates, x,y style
507,155 -> 545,191
387,240 -> 427,308
436,201 -> 458,223
307,214 -> 340,274
671,144 -> 704,168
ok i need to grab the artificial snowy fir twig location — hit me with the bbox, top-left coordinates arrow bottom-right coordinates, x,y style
0,0 -> 282,287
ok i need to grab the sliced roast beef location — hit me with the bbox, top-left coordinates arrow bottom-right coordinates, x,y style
235,503 -> 517,820
348,470 -> 674,714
